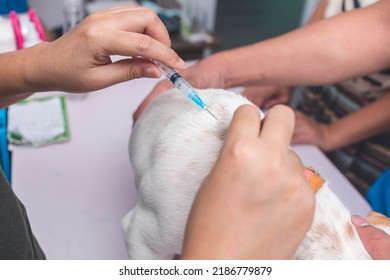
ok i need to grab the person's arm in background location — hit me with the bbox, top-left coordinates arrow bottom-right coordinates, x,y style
241,85 -> 291,109
0,6 -> 185,108
240,0 -> 329,110
134,0 -> 390,120
292,92 -> 390,151
182,105 -> 315,259
204,0 -> 390,89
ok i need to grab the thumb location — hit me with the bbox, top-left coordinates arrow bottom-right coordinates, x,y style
352,215 -> 390,259
95,58 -> 161,89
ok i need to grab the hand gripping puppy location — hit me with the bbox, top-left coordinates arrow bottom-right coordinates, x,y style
122,88 -> 390,259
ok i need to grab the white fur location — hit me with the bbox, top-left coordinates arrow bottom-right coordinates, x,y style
122,88 -> 390,259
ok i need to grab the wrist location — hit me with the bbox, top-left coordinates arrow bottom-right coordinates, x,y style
197,51 -> 230,88
321,123 -> 338,152
23,42 -> 52,93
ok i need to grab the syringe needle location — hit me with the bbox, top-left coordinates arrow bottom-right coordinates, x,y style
205,108 -> 217,120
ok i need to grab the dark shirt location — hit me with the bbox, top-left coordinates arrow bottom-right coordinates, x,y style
0,168 -> 45,259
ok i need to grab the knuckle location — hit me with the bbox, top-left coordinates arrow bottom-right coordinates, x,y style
136,35 -> 153,53
143,8 -> 159,22
225,138 -> 255,163
81,19 -> 101,43
126,64 -> 142,80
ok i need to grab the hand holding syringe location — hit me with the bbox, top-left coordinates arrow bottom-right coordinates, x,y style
153,60 -> 217,119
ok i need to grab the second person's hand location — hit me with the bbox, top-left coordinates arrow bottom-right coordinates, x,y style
182,105 -> 315,259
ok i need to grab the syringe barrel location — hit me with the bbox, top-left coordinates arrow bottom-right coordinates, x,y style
170,73 -> 192,95
153,60 -> 175,79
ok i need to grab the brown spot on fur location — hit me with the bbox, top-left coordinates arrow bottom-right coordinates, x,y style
367,211 -> 390,227
311,223 -> 341,253
311,223 -> 331,239
345,222 -> 354,239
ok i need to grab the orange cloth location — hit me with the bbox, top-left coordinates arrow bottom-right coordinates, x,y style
304,167 -> 325,192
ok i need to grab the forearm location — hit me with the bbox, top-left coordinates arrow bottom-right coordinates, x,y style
0,46 -> 40,107
219,1 -> 390,88
326,93 -> 390,150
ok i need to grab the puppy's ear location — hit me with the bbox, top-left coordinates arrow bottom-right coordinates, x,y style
366,211 -> 390,227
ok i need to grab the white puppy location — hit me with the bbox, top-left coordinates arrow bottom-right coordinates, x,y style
122,88 -> 390,259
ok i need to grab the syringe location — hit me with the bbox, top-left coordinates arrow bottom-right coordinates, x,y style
153,60 -> 217,120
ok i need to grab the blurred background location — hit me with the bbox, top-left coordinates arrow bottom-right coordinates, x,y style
27,0 -> 318,56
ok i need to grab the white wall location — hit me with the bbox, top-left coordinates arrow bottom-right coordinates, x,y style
29,0 -> 64,29
31,0 -> 217,30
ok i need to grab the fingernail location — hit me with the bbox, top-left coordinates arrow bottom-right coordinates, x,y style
144,68 -> 158,78
351,215 -> 370,227
178,58 -> 186,69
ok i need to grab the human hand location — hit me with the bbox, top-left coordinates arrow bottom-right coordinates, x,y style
291,111 -> 332,151
241,86 -> 291,109
181,105 -> 315,260
25,6 -> 185,93
352,214 -> 390,259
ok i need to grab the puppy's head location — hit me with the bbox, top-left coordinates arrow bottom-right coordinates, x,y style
130,88 -> 260,191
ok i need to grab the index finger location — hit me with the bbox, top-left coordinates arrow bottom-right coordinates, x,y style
260,105 -> 295,147
97,7 -> 172,47
90,9 -> 185,69
225,105 -> 262,143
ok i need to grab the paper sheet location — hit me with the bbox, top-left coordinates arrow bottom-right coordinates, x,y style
8,96 -> 70,146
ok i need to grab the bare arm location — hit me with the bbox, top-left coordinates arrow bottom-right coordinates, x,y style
292,92 -> 390,151
326,92 -> 390,150
202,0 -> 390,88
0,7 -> 184,108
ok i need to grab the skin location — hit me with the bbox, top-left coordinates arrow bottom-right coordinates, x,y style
182,105 -> 315,260
0,6 -> 185,107
292,93 -> 390,151
239,0 -> 390,152
352,215 -> 390,260
241,85 -> 291,110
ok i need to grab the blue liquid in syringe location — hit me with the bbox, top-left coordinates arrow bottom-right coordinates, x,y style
153,60 -> 217,119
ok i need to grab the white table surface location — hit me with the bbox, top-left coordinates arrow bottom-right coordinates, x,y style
11,78 -> 372,260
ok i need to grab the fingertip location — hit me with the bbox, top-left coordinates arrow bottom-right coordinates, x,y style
178,58 -> 186,69
351,215 -> 371,227
236,104 -> 261,114
272,104 -> 294,116
267,104 -> 295,126
143,67 -> 161,78
234,104 -> 262,122
227,104 -> 262,139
